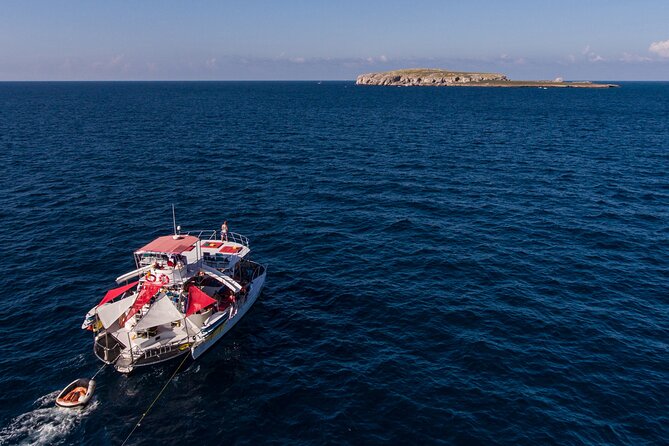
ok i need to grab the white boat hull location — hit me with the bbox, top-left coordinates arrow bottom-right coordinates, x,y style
191,272 -> 266,359
86,229 -> 266,374
55,378 -> 96,408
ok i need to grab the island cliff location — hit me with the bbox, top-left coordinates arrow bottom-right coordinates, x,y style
356,69 -> 618,88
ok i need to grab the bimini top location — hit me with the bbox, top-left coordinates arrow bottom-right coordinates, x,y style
135,235 -> 199,255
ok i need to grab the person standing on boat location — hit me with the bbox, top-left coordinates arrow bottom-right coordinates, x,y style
221,221 -> 228,241
227,291 -> 238,317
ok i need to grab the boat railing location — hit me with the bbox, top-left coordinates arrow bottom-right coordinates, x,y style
250,262 -> 267,281
94,335 -> 123,364
225,232 -> 250,247
181,229 -> 217,240
133,337 -> 194,360
181,229 -> 249,247
143,344 -> 173,359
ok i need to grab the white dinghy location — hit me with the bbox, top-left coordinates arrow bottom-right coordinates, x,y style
55,378 -> 96,408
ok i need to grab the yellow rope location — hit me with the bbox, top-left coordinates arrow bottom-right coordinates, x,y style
120,353 -> 190,446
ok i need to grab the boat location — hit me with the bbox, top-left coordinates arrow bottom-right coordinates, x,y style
82,228 -> 267,373
56,378 -> 95,408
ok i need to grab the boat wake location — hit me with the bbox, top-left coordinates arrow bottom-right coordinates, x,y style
0,391 -> 98,446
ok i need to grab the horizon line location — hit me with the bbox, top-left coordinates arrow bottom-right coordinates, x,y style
0,78 -> 666,82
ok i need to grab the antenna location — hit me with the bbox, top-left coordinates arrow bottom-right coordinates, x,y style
172,204 -> 178,236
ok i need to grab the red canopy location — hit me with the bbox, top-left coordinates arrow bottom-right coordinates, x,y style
98,281 -> 139,307
120,283 -> 161,326
186,286 -> 217,316
135,235 -> 199,254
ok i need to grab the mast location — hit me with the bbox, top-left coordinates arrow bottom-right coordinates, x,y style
172,204 -> 178,236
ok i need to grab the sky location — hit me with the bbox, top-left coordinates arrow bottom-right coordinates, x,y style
1,0 -> 668,81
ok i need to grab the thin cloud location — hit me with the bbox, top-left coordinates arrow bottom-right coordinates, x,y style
582,45 -> 605,62
619,52 -> 652,63
110,54 -> 124,66
499,54 -> 526,65
581,45 -> 606,62
364,55 -> 389,64
91,54 -> 129,72
649,39 -> 669,58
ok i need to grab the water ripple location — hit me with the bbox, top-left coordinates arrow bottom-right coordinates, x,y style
0,81 -> 668,445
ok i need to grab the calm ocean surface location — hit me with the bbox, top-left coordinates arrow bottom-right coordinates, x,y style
0,81 -> 668,445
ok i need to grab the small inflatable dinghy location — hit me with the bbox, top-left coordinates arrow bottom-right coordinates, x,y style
56,378 -> 95,408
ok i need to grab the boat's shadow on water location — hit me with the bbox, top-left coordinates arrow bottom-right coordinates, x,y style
96,296 -> 262,413
103,336 -> 246,395
94,344 -> 245,445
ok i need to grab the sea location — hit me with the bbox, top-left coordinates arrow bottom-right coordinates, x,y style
0,81 -> 667,445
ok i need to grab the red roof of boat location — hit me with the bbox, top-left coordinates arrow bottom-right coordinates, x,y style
135,235 -> 198,254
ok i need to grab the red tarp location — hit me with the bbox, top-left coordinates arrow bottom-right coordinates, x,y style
220,245 -> 241,253
98,281 -> 139,307
186,286 -> 217,316
119,283 -> 161,326
135,235 -> 199,254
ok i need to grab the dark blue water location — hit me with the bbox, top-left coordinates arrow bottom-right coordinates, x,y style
0,81 -> 668,445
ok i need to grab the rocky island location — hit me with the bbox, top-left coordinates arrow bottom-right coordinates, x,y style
356,69 -> 618,88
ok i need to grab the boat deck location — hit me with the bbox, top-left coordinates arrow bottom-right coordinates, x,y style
197,240 -> 249,270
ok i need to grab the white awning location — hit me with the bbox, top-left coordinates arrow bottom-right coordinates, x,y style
201,264 -> 242,293
134,295 -> 184,331
97,294 -> 136,329
184,316 -> 201,334
114,332 -> 131,348
115,265 -> 152,284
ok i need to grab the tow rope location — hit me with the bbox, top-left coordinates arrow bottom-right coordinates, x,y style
120,353 -> 190,446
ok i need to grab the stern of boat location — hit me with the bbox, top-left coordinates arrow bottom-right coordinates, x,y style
94,333 -> 124,364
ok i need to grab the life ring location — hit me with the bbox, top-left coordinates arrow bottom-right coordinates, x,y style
146,273 -> 157,282
159,274 -> 170,285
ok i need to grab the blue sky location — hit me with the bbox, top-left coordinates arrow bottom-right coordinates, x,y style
1,0 -> 668,80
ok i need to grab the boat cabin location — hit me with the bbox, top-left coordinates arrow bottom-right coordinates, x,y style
130,232 -> 251,276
